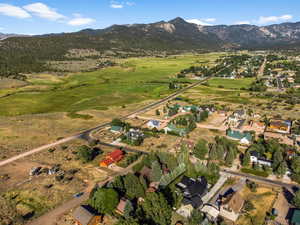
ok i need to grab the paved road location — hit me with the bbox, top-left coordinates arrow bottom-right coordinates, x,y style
0,78 -> 209,168
222,169 -> 300,190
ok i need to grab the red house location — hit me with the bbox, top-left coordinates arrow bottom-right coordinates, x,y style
100,149 -> 124,167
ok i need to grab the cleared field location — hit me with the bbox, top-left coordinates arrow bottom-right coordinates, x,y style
237,187 -> 277,225
0,53 -> 222,117
0,78 -> 27,89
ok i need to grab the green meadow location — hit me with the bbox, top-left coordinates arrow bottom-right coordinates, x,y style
0,53 -> 223,116
207,77 -> 255,89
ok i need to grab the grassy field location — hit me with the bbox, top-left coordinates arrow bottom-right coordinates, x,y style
0,53 -> 222,117
207,77 -> 255,89
237,187 -> 277,225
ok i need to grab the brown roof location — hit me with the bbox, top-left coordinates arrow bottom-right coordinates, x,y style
116,198 -> 128,214
72,206 -> 95,225
222,192 -> 244,213
139,166 -> 152,180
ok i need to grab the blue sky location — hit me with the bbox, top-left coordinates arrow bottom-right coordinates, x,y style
0,0 -> 299,34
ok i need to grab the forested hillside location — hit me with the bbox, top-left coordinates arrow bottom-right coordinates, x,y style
1,17 -> 300,79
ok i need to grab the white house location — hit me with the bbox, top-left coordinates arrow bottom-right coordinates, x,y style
201,205 -> 219,221
147,120 -> 160,129
240,137 -> 251,145
176,204 -> 194,218
250,151 -> 272,167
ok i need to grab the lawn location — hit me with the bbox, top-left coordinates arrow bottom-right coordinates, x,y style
186,84 -> 253,105
0,53 -> 222,117
207,77 -> 255,90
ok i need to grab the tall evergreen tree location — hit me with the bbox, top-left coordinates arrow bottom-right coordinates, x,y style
150,161 -> 163,182
141,192 -> 172,225
242,151 -> 251,167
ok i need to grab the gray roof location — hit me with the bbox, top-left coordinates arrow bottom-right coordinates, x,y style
72,206 -> 95,225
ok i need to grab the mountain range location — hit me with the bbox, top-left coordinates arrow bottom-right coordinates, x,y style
2,17 -> 300,53
1,17 -> 300,78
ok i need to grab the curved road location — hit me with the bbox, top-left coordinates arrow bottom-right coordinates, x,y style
0,78 -> 209,168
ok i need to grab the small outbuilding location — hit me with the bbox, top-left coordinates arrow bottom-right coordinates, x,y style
72,205 -> 101,225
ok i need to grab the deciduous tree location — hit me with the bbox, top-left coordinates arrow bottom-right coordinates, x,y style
89,188 -> 119,214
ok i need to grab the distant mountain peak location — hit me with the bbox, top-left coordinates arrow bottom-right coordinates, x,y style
168,17 -> 188,24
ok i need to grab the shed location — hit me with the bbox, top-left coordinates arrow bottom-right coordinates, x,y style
72,205 -> 101,225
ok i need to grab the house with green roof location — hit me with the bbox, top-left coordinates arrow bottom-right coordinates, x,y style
164,124 -> 188,137
226,129 -> 253,145
182,105 -> 199,113
110,125 -> 123,133
291,209 -> 300,225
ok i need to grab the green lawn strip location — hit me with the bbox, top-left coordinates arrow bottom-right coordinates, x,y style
241,168 -> 269,177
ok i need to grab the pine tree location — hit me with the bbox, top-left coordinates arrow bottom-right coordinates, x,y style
141,192 -> 172,225
209,144 -> 218,160
225,148 -> 235,166
150,161 -> 163,182
193,139 -> 208,160
276,161 -> 287,176
242,151 -> 251,167
272,149 -> 283,170
123,173 -> 145,199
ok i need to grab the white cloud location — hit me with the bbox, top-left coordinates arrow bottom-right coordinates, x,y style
110,4 -> 124,9
186,19 -> 213,26
0,3 -> 31,19
68,16 -> 95,26
235,21 -> 251,25
0,27 -> 4,31
203,18 -> 216,23
257,14 -> 293,24
23,3 -> 65,21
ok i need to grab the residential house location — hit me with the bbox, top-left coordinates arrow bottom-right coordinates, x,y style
177,176 -> 208,209
100,149 -> 124,167
126,128 -> 144,140
250,151 -> 272,167
226,129 -> 253,145
110,125 -> 123,134
164,124 -> 188,137
181,105 -> 199,113
176,204 -> 194,218
227,115 -> 240,127
233,109 -> 247,120
291,209 -> 300,225
147,120 -> 160,129
201,205 -> 219,222
219,191 -> 244,222
168,104 -> 181,116
268,120 -> 292,134
115,198 -> 131,216
147,182 -> 160,193
72,205 -> 101,225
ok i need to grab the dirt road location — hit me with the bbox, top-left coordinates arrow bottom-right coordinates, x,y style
257,57 -> 267,77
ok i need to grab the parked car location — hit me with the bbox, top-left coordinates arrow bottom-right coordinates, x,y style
73,192 -> 84,198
